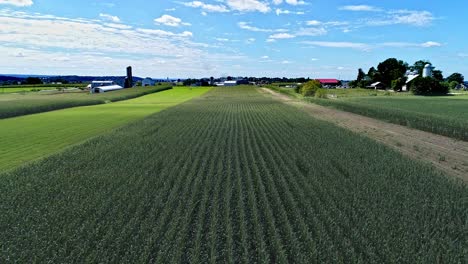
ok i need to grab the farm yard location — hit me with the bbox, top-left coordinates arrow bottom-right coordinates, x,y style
0,87 -> 210,171
0,85 -> 172,119
1,86 -> 467,262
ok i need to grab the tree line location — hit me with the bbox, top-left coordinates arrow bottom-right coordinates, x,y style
350,58 -> 465,95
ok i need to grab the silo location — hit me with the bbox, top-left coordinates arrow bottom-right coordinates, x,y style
423,64 -> 434,78
125,66 -> 133,88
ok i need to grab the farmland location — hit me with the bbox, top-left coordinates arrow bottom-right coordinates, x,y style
0,85 -> 172,119
0,87 -> 211,171
1,87 -> 466,262
0,84 -> 87,94
307,94 -> 468,141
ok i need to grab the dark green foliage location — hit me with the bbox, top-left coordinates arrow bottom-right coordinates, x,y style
357,68 -> 366,82
0,87 -> 467,263
0,86 -> 171,119
367,67 -> 379,83
377,58 -> 408,88
410,77 -> 448,95
300,80 -> 322,96
24,77 -> 43,85
391,77 -> 407,92
410,60 -> 431,75
449,81 -> 459,90
433,70 -> 444,82
446,73 -> 464,84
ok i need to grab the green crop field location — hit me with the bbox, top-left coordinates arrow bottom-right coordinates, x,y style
0,86 -> 172,119
307,95 -> 468,141
0,87 -> 211,171
1,87 -> 466,263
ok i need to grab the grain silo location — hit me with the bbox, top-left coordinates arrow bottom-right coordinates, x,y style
423,64 -> 434,78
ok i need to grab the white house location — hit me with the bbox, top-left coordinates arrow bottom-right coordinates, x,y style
142,77 -> 157,87
223,81 -> 237,86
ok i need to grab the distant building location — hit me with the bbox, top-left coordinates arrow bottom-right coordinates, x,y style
90,81 -> 123,93
456,83 -> 467,90
403,70 -> 420,92
142,77 -> 157,87
368,82 -> 384,90
316,79 -> 341,88
422,64 -> 435,78
223,81 -> 237,86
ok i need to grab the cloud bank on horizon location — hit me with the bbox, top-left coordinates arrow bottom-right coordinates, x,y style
0,0 -> 466,79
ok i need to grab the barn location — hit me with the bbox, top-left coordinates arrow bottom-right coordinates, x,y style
92,85 -> 124,93
316,79 -> 341,88
90,81 -> 123,93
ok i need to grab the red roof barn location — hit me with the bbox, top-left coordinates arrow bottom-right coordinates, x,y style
316,79 -> 340,85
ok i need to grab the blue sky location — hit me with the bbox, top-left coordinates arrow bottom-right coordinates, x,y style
0,0 -> 466,79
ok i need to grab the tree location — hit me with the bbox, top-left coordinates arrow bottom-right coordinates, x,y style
391,77 -> 407,92
446,73 -> 464,84
432,70 -> 444,82
367,67 -> 378,82
449,81 -> 459,90
357,68 -> 366,82
24,77 -> 42,85
300,80 -> 322,97
410,77 -> 448,95
410,60 -> 431,75
377,58 -> 408,88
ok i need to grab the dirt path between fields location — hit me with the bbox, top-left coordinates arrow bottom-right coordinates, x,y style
260,88 -> 468,182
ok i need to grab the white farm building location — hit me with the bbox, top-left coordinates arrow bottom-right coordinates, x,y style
142,78 -> 157,87
90,81 -> 124,93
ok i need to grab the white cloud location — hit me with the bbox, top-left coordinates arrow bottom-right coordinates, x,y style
275,8 -> 304,15
226,0 -> 271,13
285,0 -> 305,5
246,38 -> 256,44
238,21 -> 286,32
281,60 -> 292,64
302,41 -> 442,51
0,0 -> 32,6
183,1 -> 229,12
390,10 -> 434,26
103,23 -> 132,29
302,41 -> 371,51
420,41 -> 442,48
306,20 -> 321,26
339,5 -> 381,12
296,27 -> 327,36
261,55 -> 269,59
367,10 -> 434,27
381,41 -> 442,48
99,13 -> 121,23
269,32 -> 295,39
458,53 -> 468,58
154,14 -> 191,27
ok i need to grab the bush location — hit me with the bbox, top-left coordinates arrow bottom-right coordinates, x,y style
449,81 -> 459,90
300,80 -> 322,97
315,88 -> 328,99
391,77 -> 407,92
410,77 -> 448,95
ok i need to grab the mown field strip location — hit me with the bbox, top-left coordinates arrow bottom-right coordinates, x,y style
0,88 -> 211,171
0,87 -> 466,263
